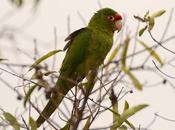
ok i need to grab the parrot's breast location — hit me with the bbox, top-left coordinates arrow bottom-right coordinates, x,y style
77,30 -> 113,75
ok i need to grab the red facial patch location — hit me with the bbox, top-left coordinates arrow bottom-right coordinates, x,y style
115,13 -> 122,21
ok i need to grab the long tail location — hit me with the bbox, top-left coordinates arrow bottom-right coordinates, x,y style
36,78 -> 72,127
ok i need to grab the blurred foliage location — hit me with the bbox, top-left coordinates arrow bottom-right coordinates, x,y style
23,85 -> 37,107
10,0 -> 23,7
137,39 -> 163,65
9,0 -> 41,8
134,9 -> 166,36
110,90 -> 148,130
29,117 -> 37,130
0,58 -> 8,62
3,112 -> 20,130
29,49 -> 62,71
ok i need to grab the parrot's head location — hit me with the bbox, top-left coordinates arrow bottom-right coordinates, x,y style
88,8 -> 122,33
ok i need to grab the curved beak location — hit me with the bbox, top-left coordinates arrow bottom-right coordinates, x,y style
115,20 -> 122,32
115,13 -> 122,32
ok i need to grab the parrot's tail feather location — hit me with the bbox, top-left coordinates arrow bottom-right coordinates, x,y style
36,85 -> 69,127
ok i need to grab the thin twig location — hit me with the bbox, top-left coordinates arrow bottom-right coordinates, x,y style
152,60 -> 175,79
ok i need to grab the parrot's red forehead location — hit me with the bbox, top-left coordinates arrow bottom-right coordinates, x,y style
115,13 -> 122,21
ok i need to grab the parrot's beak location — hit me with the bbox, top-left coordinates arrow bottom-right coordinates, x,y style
115,13 -> 122,32
115,20 -> 122,32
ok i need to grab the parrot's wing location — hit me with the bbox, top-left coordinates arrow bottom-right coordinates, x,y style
36,28 -> 92,127
60,27 -> 92,77
63,28 -> 86,51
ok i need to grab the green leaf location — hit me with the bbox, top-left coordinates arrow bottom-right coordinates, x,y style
125,120 -> 135,130
110,89 -> 120,127
111,117 -> 135,129
147,16 -> 155,31
144,11 -> 149,19
3,112 -> 20,130
121,104 -> 148,120
24,85 -> 37,107
10,0 -> 23,7
111,115 -> 123,129
110,110 -> 135,129
138,40 -> 163,65
110,97 -> 122,130
110,96 -> 123,130
111,95 -> 119,114
121,66 -> 142,90
112,102 -> 121,125
29,117 -> 37,130
124,101 -> 129,111
151,10 -> 166,18
139,26 -> 147,36
83,116 -> 91,130
29,49 -> 62,71
108,44 -> 121,62
118,125 -> 127,130
121,37 -> 130,66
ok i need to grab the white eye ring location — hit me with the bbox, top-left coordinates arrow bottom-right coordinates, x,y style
107,16 -> 115,21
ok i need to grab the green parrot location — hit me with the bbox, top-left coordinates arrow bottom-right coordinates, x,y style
36,8 -> 122,127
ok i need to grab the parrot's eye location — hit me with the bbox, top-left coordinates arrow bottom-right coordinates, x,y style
107,16 -> 115,21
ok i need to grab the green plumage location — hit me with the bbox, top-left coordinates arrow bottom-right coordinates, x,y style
36,8 -> 122,127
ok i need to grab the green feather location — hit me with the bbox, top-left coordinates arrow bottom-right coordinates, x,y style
36,8 -> 121,127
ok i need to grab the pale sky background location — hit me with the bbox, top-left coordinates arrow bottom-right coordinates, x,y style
0,0 -> 175,130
